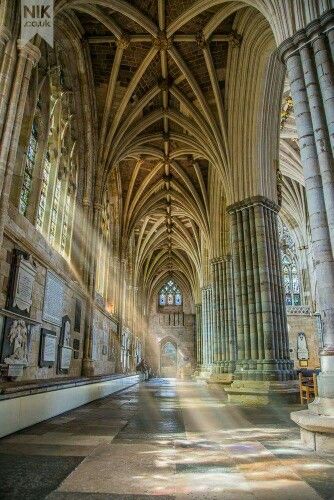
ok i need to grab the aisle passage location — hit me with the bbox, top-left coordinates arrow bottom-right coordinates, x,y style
0,379 -> 334,499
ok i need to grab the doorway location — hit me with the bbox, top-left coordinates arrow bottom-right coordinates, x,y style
160,340 -> 177,377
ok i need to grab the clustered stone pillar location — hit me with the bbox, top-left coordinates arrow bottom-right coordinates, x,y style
225,196 -> 295,403
200,285 -> 214,375
82,202 -> 102,376
195,304 -> 202,371
280,11 -> 334,451
210,257 -> 236,381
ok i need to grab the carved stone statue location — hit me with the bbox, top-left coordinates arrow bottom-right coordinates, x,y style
4,320 -> 28,365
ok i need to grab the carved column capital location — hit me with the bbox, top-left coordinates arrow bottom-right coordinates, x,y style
227,195 -> 280,214
17,40 -> 41,66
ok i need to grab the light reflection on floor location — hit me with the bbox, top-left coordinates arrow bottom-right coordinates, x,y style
0,378 -> 334,499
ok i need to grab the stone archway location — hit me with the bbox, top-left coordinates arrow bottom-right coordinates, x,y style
160,339 -> 177,378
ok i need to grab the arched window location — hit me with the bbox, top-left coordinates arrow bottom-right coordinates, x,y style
19,122 -> 38,216
36,151 -> 51,228
278,218 -> 301,306
35,65 -> 78,259
158,280 -> 182,307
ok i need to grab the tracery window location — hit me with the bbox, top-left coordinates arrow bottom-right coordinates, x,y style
36,151 -> 51,229
159,280 -> 182,306
278,218 -> 302,306
49,177 -> 61,244
19,122 -> 38,216
282,255 -> 301,305
34,63 -> 77,259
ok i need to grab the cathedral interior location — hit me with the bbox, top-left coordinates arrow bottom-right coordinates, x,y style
0,1 -> 334,498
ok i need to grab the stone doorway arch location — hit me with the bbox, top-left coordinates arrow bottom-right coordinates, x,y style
160,339 -> 177,378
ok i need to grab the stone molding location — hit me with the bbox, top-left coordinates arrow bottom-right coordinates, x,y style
277,9 -> 334,61
17,40 -> 41,65
227,195 -> 280,214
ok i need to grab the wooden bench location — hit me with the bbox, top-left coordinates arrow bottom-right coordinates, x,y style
299,371 -> 318,405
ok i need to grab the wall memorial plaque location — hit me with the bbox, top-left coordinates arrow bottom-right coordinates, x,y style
297,332 -> 309,361
43,271 -> 64,326
57,315 -> 72,373
7,250 -> 36,315
39,329 -> 57,367
59,346 -> 72,371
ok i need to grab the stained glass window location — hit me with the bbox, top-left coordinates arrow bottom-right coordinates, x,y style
19,123 -> 38,216
158,280 -> 182,306
49,178 -> 61,243
36,152 -> 51,229
279,218 -> 301,306
61,192 -> 71,251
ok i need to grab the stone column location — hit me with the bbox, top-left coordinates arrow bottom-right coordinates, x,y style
311,29 -> 334,157
223,256 -> 237,373
82,202 -> 102,376
0,25 -> 12,137
225,196 -> 295,404
195,304 -> 202,371
279,13 -> 334,451
201,286 -> 212,374
210,258 -> 237,383
0,40 -> 40,248
211,260 -> 223,374
207,285 -> 214,370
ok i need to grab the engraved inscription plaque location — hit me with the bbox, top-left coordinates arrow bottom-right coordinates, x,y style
59,345 -> 72,371
13,255 -> 36,313
43,271 -> 64,326
7,250 -> 36,315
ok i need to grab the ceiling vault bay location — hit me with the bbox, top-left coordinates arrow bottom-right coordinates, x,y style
55,0 -> 262,305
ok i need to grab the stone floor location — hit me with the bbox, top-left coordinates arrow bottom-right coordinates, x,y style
0,379 -> 334,499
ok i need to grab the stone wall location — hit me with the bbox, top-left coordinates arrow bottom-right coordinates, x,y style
91,307 -> 119,375
0,206 -> 118,381
287,313 -> 320,369
146,292 -> 196,376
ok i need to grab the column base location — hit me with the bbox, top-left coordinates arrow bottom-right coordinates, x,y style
194,366 -> 212,381
291,408 -> 334,454
207,373 -> 234,385
81,358 -> 96,377
225,380 -> 299,405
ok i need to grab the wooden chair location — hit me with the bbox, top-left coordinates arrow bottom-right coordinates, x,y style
299,371 -> 317,404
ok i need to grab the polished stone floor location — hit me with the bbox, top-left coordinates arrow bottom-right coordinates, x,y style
0,379 -> 334,499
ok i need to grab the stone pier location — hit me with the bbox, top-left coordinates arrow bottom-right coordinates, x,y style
225,196 -> 297,403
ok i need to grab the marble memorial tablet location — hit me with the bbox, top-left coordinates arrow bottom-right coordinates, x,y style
8,251 -> 36,315
59,345 -> 72,371
43,271 -> 64,326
